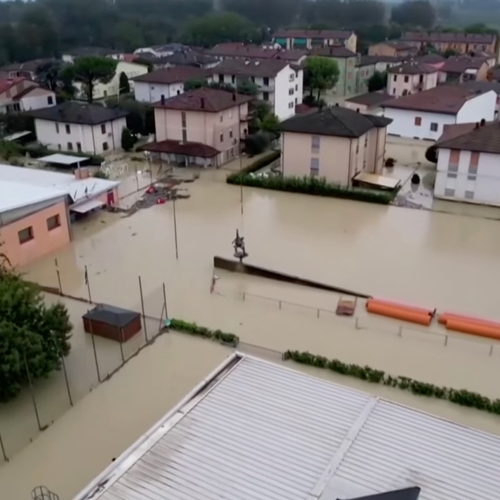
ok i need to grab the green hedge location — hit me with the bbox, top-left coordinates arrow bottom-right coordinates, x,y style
285,350 -> 500,415
170,319 -> 239,347
227,173 -> 397,205
18,144 -> 104,166
226,150 -> 280,182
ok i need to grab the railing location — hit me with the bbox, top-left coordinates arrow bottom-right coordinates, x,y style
238,341 -> 287,361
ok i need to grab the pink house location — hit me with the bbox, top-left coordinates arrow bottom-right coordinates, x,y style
142,88 -> 253,167
387,61 -> 438,97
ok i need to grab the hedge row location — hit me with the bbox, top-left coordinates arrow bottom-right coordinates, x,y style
226,150 -> 280,182
169,320 -> 500,416
227,173 -> 397,205
169,319 -> 239,347
18,144 -> 105,166
285,350 -> 500,415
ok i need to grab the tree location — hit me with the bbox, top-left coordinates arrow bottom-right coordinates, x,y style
61,56 -> 117,103
119,72 -> 130,95
306,57 -> 340,100
0,271 -> 72,403
121,127 -> 135,151
367,71 -> 387,92
236,79 -> 259,96
391,0 -> 436,29
144,107 -> 156,135
443,48 -> 459,58
36,61 -> 62,92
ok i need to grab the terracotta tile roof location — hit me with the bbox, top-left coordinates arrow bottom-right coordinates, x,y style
212,58 -> 290,78
437,122 -> 480,143
140,139 -> 220,158
273,29 -> 353,40
345,91 -> 394,107
153,88 -> 252,112
295,103 -> 318,114
441,56 -> 488,74
308,46 -> 357,58
161,50 -> 218,67
381,85 -> 489,115
374,40 -> 416,51
411,53 -> 446,65
207,45 -> 279,59
402,32 -> 496,44
387,61 -> 437,75
132,67 -> 209,84
359,55 -> 406,65
437,121 -> 500,154
279,105 -> 392,138
273,49 -> 308,62
0,77 -> 25,94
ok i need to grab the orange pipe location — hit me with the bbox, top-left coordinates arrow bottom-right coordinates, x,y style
445,318 -> 500,341
366,301 -> 432,326
439,312 -> 500,328
370,298 -> 432,316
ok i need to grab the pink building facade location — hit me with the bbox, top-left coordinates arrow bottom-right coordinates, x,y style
387,64 -> 438,97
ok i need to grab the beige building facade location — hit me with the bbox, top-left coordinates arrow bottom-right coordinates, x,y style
387,62 -> 438,97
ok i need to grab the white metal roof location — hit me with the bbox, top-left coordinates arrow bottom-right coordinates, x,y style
0,164 -> 118,203
72,355 -> 500,500
0,179 -> 64,213
70,198 -> 104,213
38,153 -> 90,165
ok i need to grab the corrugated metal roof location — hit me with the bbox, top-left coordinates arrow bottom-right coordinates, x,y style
73,355 -> 500,500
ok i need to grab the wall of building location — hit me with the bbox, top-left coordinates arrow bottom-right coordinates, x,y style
275,66 -> 298,120
21,88 -> 56,111
387,71 -> 438,97
435,147 -> 500,205
0,200 -> 70,267
134,81 -> 184,103
35,117 -> 126,154
457,91 -> 496,123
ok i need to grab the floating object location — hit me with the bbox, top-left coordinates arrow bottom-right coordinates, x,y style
439,312 -> 500,328
156,198 -> 166,204
411,173 -> 420,184
146,186 -> 156,194
372,298 -> 433,316
366,298 -> 432,326
336,296 -> 357,316
445,318 -> 500,341
82,304 -> 141,342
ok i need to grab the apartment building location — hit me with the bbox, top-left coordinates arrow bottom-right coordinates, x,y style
272,29 -> 357,52
401,32 -> 497,55
387,61 -> 438,97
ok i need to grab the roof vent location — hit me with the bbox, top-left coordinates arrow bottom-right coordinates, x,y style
255,61 -> 260,66
245,60 -> 250,65
475,122 -> 480,129
480,118 -> 486,126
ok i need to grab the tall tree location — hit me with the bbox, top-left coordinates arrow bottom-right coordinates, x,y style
36,61 -> 63,92
62,56 -> 117,103
391,0 -> 436,29
119,72 -> 130,95
367,71 -> 387,92
306,57 -> 339,100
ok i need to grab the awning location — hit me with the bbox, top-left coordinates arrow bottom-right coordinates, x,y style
353,172 -> 400,190
38,153 -> 90,166
70,198 -> 104,213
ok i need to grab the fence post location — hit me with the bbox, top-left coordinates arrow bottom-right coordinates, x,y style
398,326 -> 403,337
138,276 -> 148,342
119,328 -> 125,363
61,355 -> 73,407
490,344 -> 494,356
355,317 -> 359,330
88,314 -> 101,383
0,433 -> 8,462
317,308 -> 320,318
444,335 -> 448,346
23,352 -> 43,431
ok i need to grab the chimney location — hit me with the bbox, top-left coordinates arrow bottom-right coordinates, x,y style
201,97 -> 205,109
161,94 -> 165,105
475,122 -> 479,129
480,118 -> 486,126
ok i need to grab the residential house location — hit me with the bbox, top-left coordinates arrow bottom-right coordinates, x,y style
132,67 -> 209,103
0,164 -> 119,267
401,32 -> 497,55
141,88 -> 252,167
0,58 -> 55,80
74,61 -> 149,100
278,105 -> 392,186
272,29 -> 357,52
133,44 -> 189,58
355,59 -> 376,95
159,50 -> 220,69
209,59 -> 303,120
368,41 -> 418,58
381,85 -> 496,140
357,55 -> 405,73
387,61 -> 438,97
308,46 -> 358,97
273,49 -> 308,65
439,56 -> 490,83
61,47 -> 124,64
0,78 -> 56,114
434,120 -> 500,205
207,44 -> 279,60
29,102 -> 128,154
462,80 -> 500,118
344,91 -> 394,115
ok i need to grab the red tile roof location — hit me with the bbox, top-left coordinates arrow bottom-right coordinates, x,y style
308,46 -> 358,58
153,88 -> 253,112
437,121 -> 500,154
273,29 -> 353,40
387,61 -> 437,75
212,58 -> 290,78
0,77 -> 25,94
402,32 -> 496,44
382,85 -> 490,114
273,49 -> 308,62
208,45 -> 279,59
140,139 -> 220,158
440,56 -> 488,74
132,67 -> 209,84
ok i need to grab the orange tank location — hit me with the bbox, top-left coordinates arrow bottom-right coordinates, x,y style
366,299 -> 432,326
445,318 -> 500,341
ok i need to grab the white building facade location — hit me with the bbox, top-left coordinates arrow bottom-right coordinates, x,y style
134,81 -> 184,103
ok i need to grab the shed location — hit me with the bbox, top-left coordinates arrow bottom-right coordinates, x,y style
82,304 -> 141,342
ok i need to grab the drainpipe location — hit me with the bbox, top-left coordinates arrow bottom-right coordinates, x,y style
348,138 -> 353,186
374,129 -> 379,173
110,120 -> 116,151
91,125 -> 96,155
281,133 -> 285,175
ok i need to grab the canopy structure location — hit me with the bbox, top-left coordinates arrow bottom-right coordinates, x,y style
352,172 -> 401,190
38,154 -> 90,166
3,130 -> 33,142
70,199 -> 104,214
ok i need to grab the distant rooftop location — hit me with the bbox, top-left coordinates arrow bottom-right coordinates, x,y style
437,120 -> 500,155
132,66 -> 208,84
402,31 -> 496,44
387,61 -> 437,75
71,354 -> 500,500
345,91 -> 394,107
212,58 -> 291,78
309,46 -> 357,58
273,29 -> 353,40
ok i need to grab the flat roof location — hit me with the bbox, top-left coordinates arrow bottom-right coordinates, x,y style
0,164 -> 118,203
0,179 -> 64,213
72,354 -> 500,500
38,154 -> 90,165
353,172 -> 401,189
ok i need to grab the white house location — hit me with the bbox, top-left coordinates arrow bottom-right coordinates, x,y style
132,67 -> 209,103
74,61 -> 149,101
61,47 -> 124,64
209,59 -> 303,120
133,44 -> 188,58
29,102 -> 128,155
381,85 -> 496,140
0,77 -> 56,114
434,121 -> 500,206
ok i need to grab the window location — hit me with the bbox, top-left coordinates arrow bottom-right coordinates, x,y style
310,157 -> 319,176
103,142 -> 109,151
47,96 -> 53,105
231,75 -> 236,84
263,92 -> 269,101
47,215 -> 61,231
404,76 -> 409,83
181,112 -> 186,128
289,88 -> 294,95
263,77 -> 269,86
393,75 -> 397,82
289,73 -> 295,82
57,144 -> 61,151
448,149 -> 460,171
465,190 -> 475,200
220,133 -> 224,142
218,74 -> 224,83
467,174 -> 476,181
288,102 -> 294,109
295,97 -> 298,104
18,226 -> 34,244
419,74 -> 424,83
229,130 -> 233,139
444,188 -> 455,197
101,124 -> 106,134
67,142 -> 73,151
430,122 -> 438,132
447,173 -> 457,179
250,76 -> 255,83
76,142 -> 82,152
182,129 -> 187,142
65,124 -> 70,134
311,135 -> 320,152
469,152 -> 479,173
295,84 -> 298,91
55,123 -> 59,134
414,116 -> 422,126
